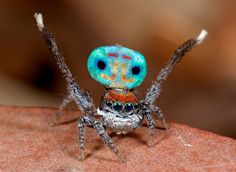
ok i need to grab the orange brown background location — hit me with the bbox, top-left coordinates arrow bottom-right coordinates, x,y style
0,1 -> 235,138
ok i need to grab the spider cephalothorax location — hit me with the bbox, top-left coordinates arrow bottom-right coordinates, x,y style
35,13 -> 207,163
102,89 -> 139,114
99,88 -> 142,135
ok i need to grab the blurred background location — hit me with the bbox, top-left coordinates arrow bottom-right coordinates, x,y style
0,0 -> 235,138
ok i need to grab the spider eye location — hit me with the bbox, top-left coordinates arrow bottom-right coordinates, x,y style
124,103 -> 133,112
113,102 -> 123,112
134,103 -> 139,109
131,66 -> 140,75
97,60 -> 106,70
105,101 -> 112,107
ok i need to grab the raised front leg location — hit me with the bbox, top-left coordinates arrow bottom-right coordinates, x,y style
142,30 -> 207,140
144,30 -> 208,105
34,13 -> 95,113
78,115 -> 125,163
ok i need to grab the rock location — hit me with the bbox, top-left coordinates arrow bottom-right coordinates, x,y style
0,105 -> 235,171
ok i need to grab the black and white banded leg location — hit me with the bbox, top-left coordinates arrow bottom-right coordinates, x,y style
34,13 -> 95,114
144,30 -> 208,105
142,106 -> 157,147
150,105 -> 168,129
78,115 -> 124,163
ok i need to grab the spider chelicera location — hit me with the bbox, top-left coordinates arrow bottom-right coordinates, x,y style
34,13 -> 207,163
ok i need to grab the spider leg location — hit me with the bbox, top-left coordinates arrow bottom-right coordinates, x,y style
144,30 -> 208,105
78,115 -> 125,163
142,106 -> 157,147
77,116 -> 86,161
150,105 -> 168,129
34,13 -> 95,113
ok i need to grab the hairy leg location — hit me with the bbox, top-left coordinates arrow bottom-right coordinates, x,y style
144,30 -> 208,105
142,106 -> 157,147
78,115 -> 124,163
150,105 -> 168,129
77,117 -> 87,160
34,13 -> 94,113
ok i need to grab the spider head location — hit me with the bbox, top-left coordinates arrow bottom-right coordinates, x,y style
101,88 -> 139,115
87,45 -> 147,89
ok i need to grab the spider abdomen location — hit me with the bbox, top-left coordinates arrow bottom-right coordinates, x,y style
87,46 -> 147,89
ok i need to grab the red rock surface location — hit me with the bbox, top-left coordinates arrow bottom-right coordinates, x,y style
0,105 -> 235,171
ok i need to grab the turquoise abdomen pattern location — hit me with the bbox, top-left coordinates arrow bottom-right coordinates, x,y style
87,46 -> 147,89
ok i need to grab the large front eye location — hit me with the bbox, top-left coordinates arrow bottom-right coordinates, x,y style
113,102 -> 123,112
124,103 -> 134,112
97,60 -> 106,70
